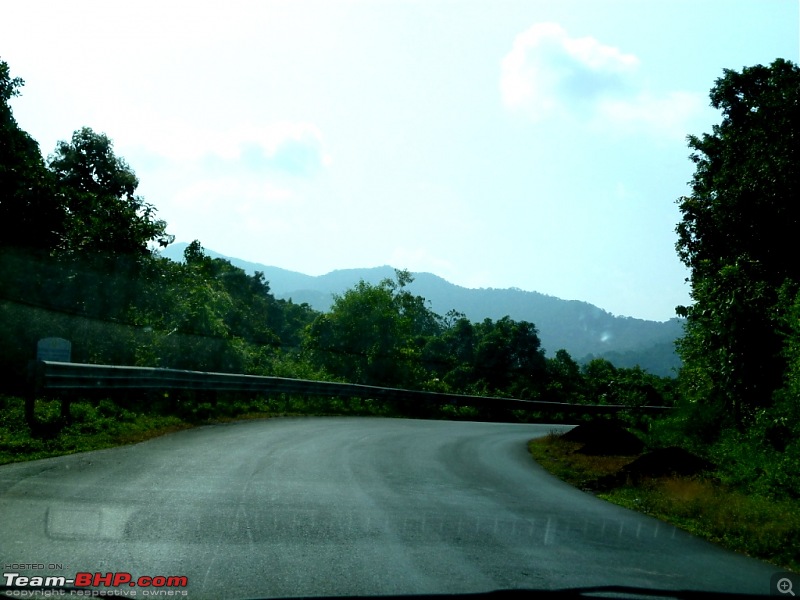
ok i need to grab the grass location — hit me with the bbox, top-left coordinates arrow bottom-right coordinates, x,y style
0,392 -> 482,466
605,480 -> 800,570
0,394 -> 344,465
528,432 -> 639,491
0,396 -> 194,465
529,432 -> 800,572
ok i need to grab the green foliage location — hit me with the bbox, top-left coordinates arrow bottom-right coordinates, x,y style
662,60 -> 800,507
675,59 -> 800,429
0,59 -> 63,253
0,238 -> 322,386
532,428 -> 800,571
676,59 -> 800,285
419,314 -> 552,399
125,242 -> 321,374
603,481 -> 800,572
304,270 -> 441,388
472,317 -> 546,398
581,358 -> 617,404
48,127 -> 173,259
579,358 -> 673,409
546,349 -> 583,401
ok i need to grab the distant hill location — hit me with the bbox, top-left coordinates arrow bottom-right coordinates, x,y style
160,243 -> 684,376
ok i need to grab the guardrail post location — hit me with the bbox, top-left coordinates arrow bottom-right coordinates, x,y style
25,360 -> 43,428
60,391 -> 71,420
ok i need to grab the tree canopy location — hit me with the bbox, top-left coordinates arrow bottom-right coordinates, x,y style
49,127 -> 173,259
304,270 -> 441,387
675,59 -> 800,429
0,59 -> 62,252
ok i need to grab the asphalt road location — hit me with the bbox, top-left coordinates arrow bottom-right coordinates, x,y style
0,417 -> 781,598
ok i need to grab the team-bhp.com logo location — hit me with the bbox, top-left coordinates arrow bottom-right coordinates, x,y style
4,571 -> 188,592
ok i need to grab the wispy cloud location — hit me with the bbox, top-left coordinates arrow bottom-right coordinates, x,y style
500,22 -> 703,138
160,121 -> 332,176
251,123 -> 332,176
92,100 -> 332,178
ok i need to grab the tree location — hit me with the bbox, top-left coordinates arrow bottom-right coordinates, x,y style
546,349 -> 584,403
675,59 -> 800,428
421,314 -> 477,392
473,316 -> 546,398
48,127 -> 173,259
582,357 -> 618,405
0,58 -> 62,252
304,270 -> 441,387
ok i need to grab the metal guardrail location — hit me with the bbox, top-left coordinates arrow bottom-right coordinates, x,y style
27,360 -> 673,425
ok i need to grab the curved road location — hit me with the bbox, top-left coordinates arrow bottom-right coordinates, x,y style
0,417 -> 779,598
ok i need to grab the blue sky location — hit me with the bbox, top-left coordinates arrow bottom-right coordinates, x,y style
3,0 -> 798,321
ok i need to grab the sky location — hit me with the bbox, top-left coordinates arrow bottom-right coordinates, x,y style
2,1 -> 798,321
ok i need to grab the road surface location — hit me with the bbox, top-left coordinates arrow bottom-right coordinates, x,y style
0,417 -> 780,598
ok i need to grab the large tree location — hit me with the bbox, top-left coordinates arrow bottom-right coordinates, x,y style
304,270 -> 441,387
473,316 -> 546,398
675,59 -> 800,429
0,59 -> 62,252
48,127 -> 173,259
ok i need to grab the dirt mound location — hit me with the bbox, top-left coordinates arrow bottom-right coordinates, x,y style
561,419 -> 625,443
562,421 -> 644,456
621,446 -> 715,480
579,434 -> 644,456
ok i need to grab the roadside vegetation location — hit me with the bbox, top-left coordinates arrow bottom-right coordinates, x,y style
0,394 -> 407,466
529,425 -> 800,572
1,56 -> 799,570
0,390 -> 558,466
525,62 -> 800,573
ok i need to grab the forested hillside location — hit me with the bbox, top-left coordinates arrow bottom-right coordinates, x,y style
162,243 -> 684,376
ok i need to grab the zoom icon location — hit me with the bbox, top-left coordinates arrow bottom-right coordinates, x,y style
773,573 -> 798,596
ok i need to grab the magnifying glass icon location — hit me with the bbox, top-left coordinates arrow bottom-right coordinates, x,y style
778,577 -> 795,596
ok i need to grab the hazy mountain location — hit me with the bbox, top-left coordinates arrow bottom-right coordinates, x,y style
161,243 -> 683,376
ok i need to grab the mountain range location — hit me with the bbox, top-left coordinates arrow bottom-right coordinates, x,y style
160,242 -> 684,377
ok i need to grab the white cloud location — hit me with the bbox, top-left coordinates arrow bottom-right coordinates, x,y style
500,22 -> 703,138
256,123 -> 333,176
87,97 -> 332,176
596,90 -> 703,139
161,120 -> 332,175
172,177 -> 294,212
501,23 -> 639,118
165,176 -> 297,249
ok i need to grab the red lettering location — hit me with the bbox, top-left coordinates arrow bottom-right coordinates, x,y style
166,576 -> 188,587
94,572 -> 114,586
75,571 -> 188,589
